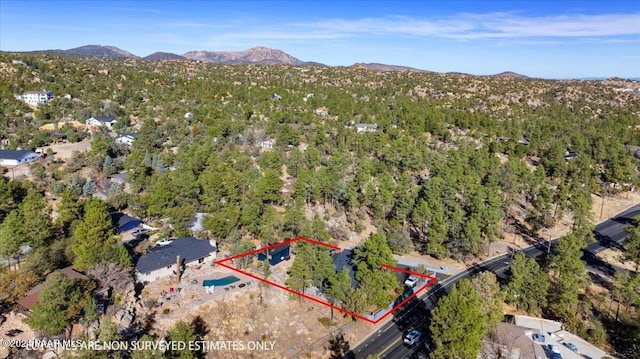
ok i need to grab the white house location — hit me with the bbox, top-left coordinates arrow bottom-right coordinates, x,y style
135,236 -> 217,284
315,107 -> 329,117
22,90 -> 53,106
86,115 -> 117,130
115,132 -> 139,146
355,123 -> 379,133
258,139 -> 276,150
0,150 -> 41,166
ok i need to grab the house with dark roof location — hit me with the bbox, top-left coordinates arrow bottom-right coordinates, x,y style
86,115 -> 117,130
135,236 -> 217,283
110,212 -> 142,233
331,249 -> 358,288
0,149 -> 41,166
18,266 -> 88,312
257,243 -> 291,266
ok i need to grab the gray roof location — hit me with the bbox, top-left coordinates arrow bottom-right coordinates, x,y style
0,149 -> 38,161
135,236 -> 217,273
94,115 -> 116,122
117,132 -> 140,138
332,249 -> 358,288
110,212 -> 141,231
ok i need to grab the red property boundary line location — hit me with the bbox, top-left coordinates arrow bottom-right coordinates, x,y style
215,236 -> 437,324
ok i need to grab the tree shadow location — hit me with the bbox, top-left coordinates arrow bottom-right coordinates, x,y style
190,315 -> 210,340
329,332 -> 355,359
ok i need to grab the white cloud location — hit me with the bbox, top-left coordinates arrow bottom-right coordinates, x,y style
206,12 -> 640,42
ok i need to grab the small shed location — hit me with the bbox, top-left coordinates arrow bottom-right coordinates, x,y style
257,243 -> 291,266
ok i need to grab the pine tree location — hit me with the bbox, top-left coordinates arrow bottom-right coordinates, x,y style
471,271 -> 504,331
18,190 -> 51,248
429,279 -> 487,359
624,220 -> 640,272
71,199 -> 130,269
505,253 -> 550,314
0,210 -> 26,268
164,320 -> 202,359
549,233 -> 587,329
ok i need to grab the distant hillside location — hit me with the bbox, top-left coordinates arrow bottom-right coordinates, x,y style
352,63 -> 426,72
64,45 -> 138,58
490,71 -> 529,79
182,46 -> 318,66
143,52 -> 187,61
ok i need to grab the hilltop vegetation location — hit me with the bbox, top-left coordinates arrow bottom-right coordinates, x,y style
0,53 -> 639,355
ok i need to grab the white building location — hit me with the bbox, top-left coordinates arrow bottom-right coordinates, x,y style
356,123 -> 379,133
258,139 -> 276,150
0,150 -> 41,166
115,132 -> 139,146
86,115 -> 117,130
22,90 -> 53,106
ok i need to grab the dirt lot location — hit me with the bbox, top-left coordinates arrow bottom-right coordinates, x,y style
137,261 -> 373,359
42,137 -> 92,160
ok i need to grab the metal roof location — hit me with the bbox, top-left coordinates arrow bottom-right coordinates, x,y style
0,149 -> 38,161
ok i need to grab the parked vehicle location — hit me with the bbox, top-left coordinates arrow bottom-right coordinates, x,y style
403,330 -> 422,346
156,238 -> 172,246
532,333 -> 545,343
133,228 -> 151,237
404,275 -> 419,288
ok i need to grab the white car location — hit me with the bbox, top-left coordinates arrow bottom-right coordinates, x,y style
404,275 -> 419,288
155,238 -> 172,246
132,228 -> 151,237
403,330 -> 422,346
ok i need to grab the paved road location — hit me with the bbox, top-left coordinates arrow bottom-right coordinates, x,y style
350,204 -> 640,359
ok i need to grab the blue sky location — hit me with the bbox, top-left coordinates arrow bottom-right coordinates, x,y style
1,1 -> 639,78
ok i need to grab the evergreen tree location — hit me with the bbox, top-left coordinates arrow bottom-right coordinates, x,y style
429,279 -> 487,359
0,210 -> 26,268
26,271 -> 94,336
71,199 -> 130,269
624,220 -> 640,272
505,253 -> 550,314
18,190 -> 51,248
55,188 -> 84,235
471,271 -> 504,331
549,233 -> 587,329
164,320 -> 202,359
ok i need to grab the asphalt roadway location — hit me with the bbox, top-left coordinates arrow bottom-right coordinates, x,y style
349,204 -> 640,359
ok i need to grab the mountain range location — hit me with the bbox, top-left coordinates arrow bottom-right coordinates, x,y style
11,44 -> 529,77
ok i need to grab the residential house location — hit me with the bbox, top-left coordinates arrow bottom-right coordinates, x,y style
564,151 -> 577,160
115,132 -> 139,146
331,249 -> 358,288
50,133 -> 67,144
257,242 -> 291,266
21,90 -> 53,106
258,139 -> 276,150
315,107 -> 329,117
355,123 -> 379,133
110,212 -> 142,233
18,267 -> 88,312
135,236 -> 217,283
86,115 -> 117,130
517,137 -> 531,145
0,150 -> 41,166
110,172 -> 129,186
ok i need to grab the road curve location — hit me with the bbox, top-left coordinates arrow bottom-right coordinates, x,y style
350,204 -> 640,359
